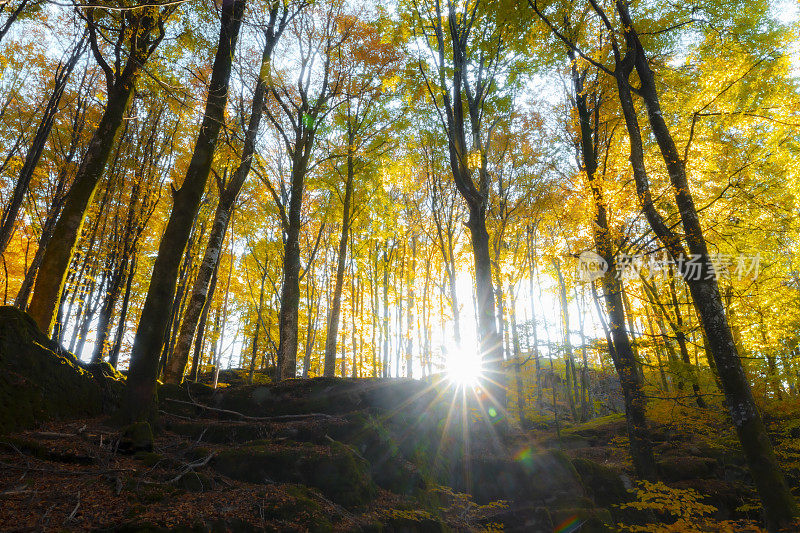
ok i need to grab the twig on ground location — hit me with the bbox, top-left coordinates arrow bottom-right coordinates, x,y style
64,491 -> 81,524
162,398 -> 336,422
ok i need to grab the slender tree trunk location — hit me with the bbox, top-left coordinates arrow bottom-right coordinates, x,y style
382,245 -> 390,378
92,189 -> 138,364
0,39 -> 84,258
406,233 -> 416,378
191,258 -> 219,382
124,0 -> 245,422
109,250 -> 136,368
510,292 -> 526,424
323,140 -> 355,376
552,258 -> 578,420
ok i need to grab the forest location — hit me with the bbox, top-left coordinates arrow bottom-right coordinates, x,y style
0,0 -> 799,531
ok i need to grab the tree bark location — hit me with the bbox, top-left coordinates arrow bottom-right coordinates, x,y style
609,1 -> 796,518
123,0 -> 245,422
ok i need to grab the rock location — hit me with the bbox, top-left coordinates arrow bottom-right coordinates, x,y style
0,306 -> 123,434
120,421 -> 154,453
657,456 -> 717,482
445,449 -> 585,505
571,458 -> 631,507
213,439 -> 376,507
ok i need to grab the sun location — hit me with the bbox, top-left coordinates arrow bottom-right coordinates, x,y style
445,346 -> 483,387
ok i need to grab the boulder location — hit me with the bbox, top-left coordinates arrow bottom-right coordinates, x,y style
0,306 -> 123,433
212,439 -> 376,507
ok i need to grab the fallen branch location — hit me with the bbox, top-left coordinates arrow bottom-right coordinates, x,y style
166,452 -> 216,485
162,398 -> 337,422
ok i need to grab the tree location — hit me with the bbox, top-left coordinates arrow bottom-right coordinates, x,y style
530,0 -> 797,523
260,1 -> 350,379
27,1 -> 175,334
409,0 -> 530,413
567,48 -> 656,479
322,15 -> 400,376
0,32 -> 86,259
123,0 -> 247,423
163,0 -> 295,384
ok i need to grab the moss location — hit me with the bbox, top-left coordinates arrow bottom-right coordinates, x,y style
133,451 -> 166,468
213,439 -> 376,507
571,458 -> 631,507
0,306 -> 116,434
120,422 -> 154,453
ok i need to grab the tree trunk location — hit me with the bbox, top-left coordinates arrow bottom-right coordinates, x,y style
123,0 -> 245,422
191,258 -> 219,382
510,292 -> 526,424
552,258 -> 578,420
323,140 -> 355,376
277,148 -> 311,380
109,250 -> 136,368
0,39 -> 84,258
406,233 -> 416,378
611,2 -> 795,517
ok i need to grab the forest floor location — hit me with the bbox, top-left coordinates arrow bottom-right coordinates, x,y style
2,373 -> 800,531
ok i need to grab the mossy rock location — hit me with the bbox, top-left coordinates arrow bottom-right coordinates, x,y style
657,455 -> 717,482
559,414 -> 626,445
0,306 -> 121,434
120,421 -> 154,453
212,439 -> 376,507
345,414 -> 427,494
172,471 -> 215,493
444,449 -> 584,505
260,484 -> 332,528
571,458 -> 631,507
133,451 -> 167,468
380,515 -> 446,532
165,420 -> 272,444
